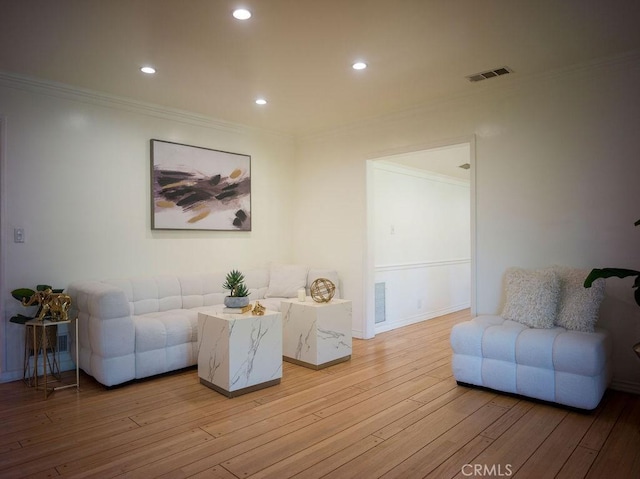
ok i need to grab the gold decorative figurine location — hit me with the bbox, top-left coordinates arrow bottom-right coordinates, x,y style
252,301 -> 266,316
22,289 -> 72,322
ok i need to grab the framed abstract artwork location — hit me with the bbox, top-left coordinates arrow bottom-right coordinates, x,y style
151,139 -> 251,231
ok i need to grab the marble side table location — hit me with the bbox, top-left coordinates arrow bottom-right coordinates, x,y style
197,310 -> 282,397
281,298 -> 352,369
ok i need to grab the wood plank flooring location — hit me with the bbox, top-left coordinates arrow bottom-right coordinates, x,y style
1,309 -> 639,478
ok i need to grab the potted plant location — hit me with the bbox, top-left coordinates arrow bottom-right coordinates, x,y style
584,218 -> 640,358
222,269 -> 250,308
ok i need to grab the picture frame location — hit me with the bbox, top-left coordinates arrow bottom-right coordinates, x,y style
151,139 -> 251,231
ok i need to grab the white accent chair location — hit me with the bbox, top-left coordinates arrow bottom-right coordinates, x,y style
450,266 -> 611,410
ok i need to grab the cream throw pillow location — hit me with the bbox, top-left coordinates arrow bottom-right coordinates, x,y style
552,266 -> 605,333
501,267 -> 560,328
265,264 -> 309,298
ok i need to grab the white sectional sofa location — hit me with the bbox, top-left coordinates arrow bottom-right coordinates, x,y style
450,266 -> 612,410
68,266 -> 339,387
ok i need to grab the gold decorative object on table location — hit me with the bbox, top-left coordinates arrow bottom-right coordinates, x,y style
252,301 -> 266,316
310,278 -> 336,303
22,289 -> 72,321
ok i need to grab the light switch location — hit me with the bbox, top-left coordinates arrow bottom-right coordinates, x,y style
14,228 -> 24,243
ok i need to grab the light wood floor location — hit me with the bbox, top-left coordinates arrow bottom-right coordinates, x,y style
1,309 -> 639,478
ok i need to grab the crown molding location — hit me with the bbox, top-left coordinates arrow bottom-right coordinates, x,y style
299,50 -> 640,143
0,70 -> 293,140
374,160 -> 470,186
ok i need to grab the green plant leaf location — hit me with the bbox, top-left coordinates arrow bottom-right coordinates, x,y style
9,313 -> 33,324
234,284 -> 249,297
223,270 -> 247,295
36,284 -> 53,291
583,218 -> 640,308
584,268 -> 640,287
11,288 -> 35,302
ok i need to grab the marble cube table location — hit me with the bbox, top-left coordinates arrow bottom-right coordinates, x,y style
281,298 -> 352,369
197,310 -> 282,397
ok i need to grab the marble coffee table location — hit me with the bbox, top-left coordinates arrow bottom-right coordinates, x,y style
197,310 -> 282,397
281,298 -> 352,369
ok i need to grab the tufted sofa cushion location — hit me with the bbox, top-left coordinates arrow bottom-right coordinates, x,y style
133,309 -> 199,378
106,277 -> 182,315
450,315 -> 612,410
179,273 -> 228,309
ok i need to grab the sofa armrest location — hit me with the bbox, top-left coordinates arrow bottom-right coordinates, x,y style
68,281 -> 135,385
69,281 -> 131,319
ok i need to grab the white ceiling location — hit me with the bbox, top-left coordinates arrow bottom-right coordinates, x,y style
1,0 -> 639,136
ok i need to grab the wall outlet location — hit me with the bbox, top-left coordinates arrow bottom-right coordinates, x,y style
14,228 -> 25,243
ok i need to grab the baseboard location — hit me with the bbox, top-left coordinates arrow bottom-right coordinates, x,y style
352,328 -> 365,340
610,379 -> 640,395
0,351 -> 76,384
375,303 -> 470,334
0,370 -> 23,383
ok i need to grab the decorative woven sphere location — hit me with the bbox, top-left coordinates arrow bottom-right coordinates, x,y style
310,278 -> 336,303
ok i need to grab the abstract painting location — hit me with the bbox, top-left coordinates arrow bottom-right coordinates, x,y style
151,139 -> 251,231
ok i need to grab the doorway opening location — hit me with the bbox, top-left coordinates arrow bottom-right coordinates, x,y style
365,139 -> 476,338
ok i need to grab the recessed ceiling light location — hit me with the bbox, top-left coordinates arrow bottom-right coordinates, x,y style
352,62 -> 367,70
140,66 -> 156,74
255,98 -> 267,105
233,8 -> 252,20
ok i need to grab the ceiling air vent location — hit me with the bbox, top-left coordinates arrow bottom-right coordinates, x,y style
467,66 -> 512,82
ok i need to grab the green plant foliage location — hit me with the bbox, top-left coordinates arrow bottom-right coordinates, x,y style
234,283 -> 249,298
9,313 -> 32,325
584,219 -> 640,307
222,269 -> 249,297
11,288 -> 36,302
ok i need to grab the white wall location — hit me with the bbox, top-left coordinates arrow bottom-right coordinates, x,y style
373,162 -> 470,332
2,54 -> 640,392
293,54 -> 640,391
373,162 -> 470,265
0,75 -> 296,381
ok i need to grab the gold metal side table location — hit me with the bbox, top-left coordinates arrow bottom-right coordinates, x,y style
25,318 -> 79,399
23,321 -> 59,386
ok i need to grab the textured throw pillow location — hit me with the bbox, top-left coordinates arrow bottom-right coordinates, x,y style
501,267 -> 560,328
551,266 -> 605,333
265,264 -> 309,298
